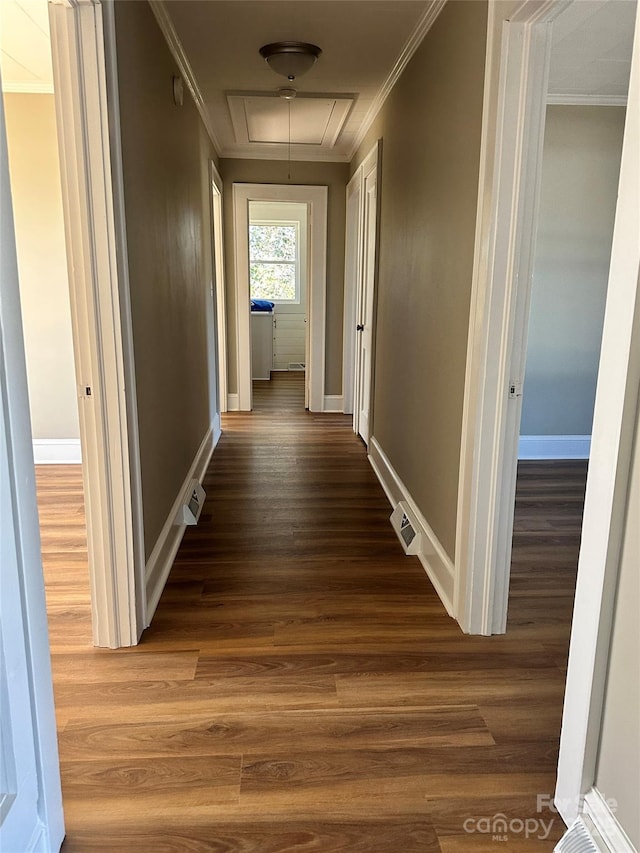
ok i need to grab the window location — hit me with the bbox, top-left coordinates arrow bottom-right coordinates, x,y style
249,221 -> 299,303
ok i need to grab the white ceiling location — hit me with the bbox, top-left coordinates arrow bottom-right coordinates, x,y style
548,0 -> 636,104
0,0 -> 53,93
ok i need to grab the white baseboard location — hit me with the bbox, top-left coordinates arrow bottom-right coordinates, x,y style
227,393 -> 239,411
32,439 -> 82,464
145,425 -> 216,622
584,787 -> 637,852
555,788 -> 637,853
519,434 -> 591,460
323,394 -> 344,413
212,411 -> 221,445
368,436 -> 455,617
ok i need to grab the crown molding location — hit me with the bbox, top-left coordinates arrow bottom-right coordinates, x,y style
348,0 -> 446,159
148,0 -> 222,154
547,93 -> 628,107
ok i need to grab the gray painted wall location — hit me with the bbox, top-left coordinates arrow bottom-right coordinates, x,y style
521,106 -> 625,437
350,0 -> 487,560
114,1 -> 217,559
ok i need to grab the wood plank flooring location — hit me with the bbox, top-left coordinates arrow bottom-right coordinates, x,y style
36,372 -> 587,851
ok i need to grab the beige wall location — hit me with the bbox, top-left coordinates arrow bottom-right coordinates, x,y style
114,1 -> 217,559
351,0 -> 487,559
3,93 -> 79,440
595,398 -> 640,848
219,158 -> 349,395
521,106 -> 625,436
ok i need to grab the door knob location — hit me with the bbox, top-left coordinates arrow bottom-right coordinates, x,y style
356,324 -> 364,331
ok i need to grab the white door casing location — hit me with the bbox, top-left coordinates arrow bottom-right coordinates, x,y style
355,168 -> 378,444
211,161 -> 227,415
347,141 -> 380,441
342,170 -> 364,415
556,1 -> 640,830
232,183 -> 327,412
49,0 -> 145,647
0,86 -> 65,853
455,1 -> 566,636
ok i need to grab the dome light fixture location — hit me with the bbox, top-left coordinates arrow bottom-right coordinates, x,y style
259,41 -> 322,81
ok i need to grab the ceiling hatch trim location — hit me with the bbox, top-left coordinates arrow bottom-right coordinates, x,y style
227,92 -> 354,148
151,0 -> 447,163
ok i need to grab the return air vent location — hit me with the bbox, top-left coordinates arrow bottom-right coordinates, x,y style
390,502 -> 421,555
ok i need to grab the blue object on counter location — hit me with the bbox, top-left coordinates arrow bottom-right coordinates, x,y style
251,299 -> 275,312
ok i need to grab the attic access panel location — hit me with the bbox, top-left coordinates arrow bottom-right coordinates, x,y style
227,92 -> 353,148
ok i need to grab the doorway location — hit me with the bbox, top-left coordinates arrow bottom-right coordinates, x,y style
248,201 -> 309,406
232,183 -> 327,412
456,0 -> 635,636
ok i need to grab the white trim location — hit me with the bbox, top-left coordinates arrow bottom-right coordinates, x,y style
455,2 -> 557,636
518,435 -> 591,460
369,437 -> 455,617
145,426 -> 217,621
547,94 -> 628,107
232,183 -> 327,412
227,393 -> 239,412
147,1 -> 221,155
582,788 -> 637,853
219,146 -> 350,164
342,159 -> 365,415
348,0 -> 446,159
556,6 -> 640,825
32,439 -> 82,464
101,0 -> 147,640
323,395 -> 344,413
49,0 -> 143,648
1,82 -> 55,95
210,161 -> 227,413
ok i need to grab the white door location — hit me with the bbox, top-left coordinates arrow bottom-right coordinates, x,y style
354,163 -> 378,445
0,94 -> 64,853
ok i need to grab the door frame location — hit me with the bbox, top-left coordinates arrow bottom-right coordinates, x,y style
342,140 -> 380,434
556,4 -> 639,831
49,0 -> 145,647
210,161 -> 227,414
455,0 -> 566,636
232,183 -> 327,412
454,0 -> 640,834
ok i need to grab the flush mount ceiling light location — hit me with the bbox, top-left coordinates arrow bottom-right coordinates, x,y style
259,41 -> 322,81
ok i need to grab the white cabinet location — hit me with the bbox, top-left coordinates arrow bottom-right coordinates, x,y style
251,311 -> 273,380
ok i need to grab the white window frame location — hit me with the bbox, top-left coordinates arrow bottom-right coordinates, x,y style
249,219 -> 301,305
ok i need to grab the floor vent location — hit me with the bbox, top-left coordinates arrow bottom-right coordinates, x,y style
176,479 -> 206,526
288,363 -> 305,371
390,502 -> 421,555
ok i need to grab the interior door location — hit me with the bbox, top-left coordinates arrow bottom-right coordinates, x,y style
354,164 -> 378,445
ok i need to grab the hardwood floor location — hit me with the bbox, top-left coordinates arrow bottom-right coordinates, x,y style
37,373 -> 587,851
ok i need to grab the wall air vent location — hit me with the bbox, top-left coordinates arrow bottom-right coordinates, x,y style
176,479 -> 206,526
390,502 -> 421,555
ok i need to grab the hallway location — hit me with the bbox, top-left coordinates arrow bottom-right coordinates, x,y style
44,373 -> 576,851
